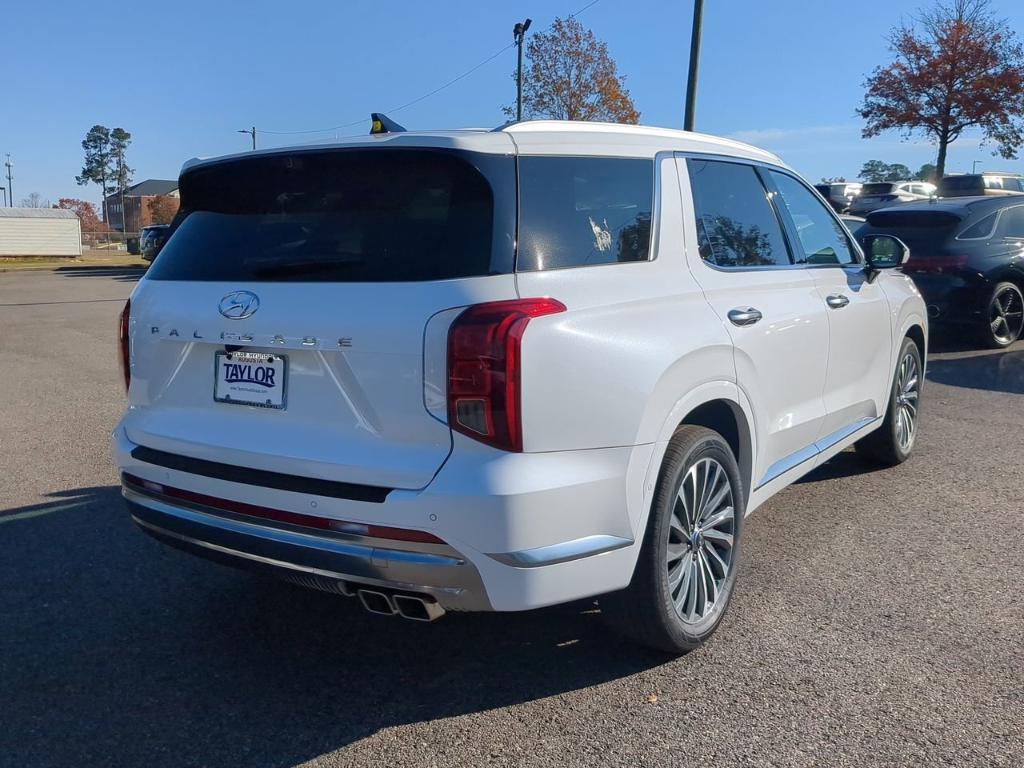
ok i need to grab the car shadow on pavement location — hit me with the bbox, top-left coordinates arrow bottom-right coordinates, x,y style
926,347 -> 1024,395
54,266 -> 146,282
0,485 -> 667,768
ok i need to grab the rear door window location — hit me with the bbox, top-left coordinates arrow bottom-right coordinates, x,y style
516,157 -> 653,271
147,149 -> 515,282
686,159 -> 792,268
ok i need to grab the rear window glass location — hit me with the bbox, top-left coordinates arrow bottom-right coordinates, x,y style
687,158 -> 791,268
863,211 -> 961,255
940,176 -> 981,193
957,212 -> 999,240
861,183 -> 896,195
147,149 -> 514,282
517,157 -> 653,271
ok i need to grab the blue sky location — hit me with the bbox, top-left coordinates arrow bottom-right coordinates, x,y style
4,0 -> 1024,207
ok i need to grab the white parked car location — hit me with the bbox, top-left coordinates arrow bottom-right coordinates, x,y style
849,181 -> 937,215
113,120 -> 927,653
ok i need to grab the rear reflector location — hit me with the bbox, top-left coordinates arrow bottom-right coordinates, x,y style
447,298 -> 566,452
121,473 -> 446,545
118,299 -> 131,391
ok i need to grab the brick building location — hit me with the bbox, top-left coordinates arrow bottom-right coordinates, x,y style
104,179 -> 179,232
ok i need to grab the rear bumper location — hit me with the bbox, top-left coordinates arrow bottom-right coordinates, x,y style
113,427 -> 648,612
124,483 -> 492,611
908,273 -> 987,325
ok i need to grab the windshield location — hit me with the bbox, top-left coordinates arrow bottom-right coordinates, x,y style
147,148 -> 515,282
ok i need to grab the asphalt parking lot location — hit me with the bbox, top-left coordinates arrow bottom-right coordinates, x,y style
1,268 -> 1022,768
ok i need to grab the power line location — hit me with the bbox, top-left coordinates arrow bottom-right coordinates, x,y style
258,0 -> 601,138
260,42 -> 514,136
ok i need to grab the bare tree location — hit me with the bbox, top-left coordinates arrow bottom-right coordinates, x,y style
20,192 -> 51,208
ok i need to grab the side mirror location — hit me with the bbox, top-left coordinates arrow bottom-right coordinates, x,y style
861,234 -> 910,270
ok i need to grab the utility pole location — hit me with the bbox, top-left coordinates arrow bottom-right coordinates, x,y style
513,19 -> 532,122
683,0 -> 705,132
4,154 -> 13,206
237,126 -> 256,150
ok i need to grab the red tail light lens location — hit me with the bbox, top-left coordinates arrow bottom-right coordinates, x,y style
905,254 -> 970,273
118,298 -> 131,391
447,298 -> 566,452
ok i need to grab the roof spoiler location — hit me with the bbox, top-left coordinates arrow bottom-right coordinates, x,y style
370,113 -> 406,135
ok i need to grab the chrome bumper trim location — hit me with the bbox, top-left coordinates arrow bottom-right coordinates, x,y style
488,534 -> 633,568
124,488 -> 492,611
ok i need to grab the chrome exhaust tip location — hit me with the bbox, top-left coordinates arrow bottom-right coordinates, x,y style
357,589 -> 397,616
393,594 -> 446,622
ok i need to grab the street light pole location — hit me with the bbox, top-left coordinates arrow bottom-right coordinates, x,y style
513,19 -> 532,122
4,154 -> 13,206
683,0 -> 705,132
972,160 -> 981,173
237,126 -> 256,150
0,186 -> 6,206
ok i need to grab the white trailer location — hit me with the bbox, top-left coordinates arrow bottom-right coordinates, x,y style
0,208 -> 82,257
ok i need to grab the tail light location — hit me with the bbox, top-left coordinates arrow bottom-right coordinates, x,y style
447,298 -> 566,452
118,298 -> 131,391
905,254 -> 970,273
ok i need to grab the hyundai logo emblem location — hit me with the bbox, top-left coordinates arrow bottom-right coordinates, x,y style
218,291 -> 260,320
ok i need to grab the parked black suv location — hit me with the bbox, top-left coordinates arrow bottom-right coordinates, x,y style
858,196 -> 1024,347
140,224 -> 170,262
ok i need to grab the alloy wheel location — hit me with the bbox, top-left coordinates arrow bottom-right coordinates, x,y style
990,285 -> 1024,345
666,458 -> 735,624
894,352 -> 920,453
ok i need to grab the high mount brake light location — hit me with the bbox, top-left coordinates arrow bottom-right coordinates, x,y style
446,298 -> 566,452
119,298 -> 131,392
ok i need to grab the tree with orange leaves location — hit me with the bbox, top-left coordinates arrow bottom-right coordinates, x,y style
859,0 -> 1024,179
506,16 -> 639,124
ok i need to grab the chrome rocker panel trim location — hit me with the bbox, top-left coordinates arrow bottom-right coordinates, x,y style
123,487 -> 492,611
756,416 -> 880,489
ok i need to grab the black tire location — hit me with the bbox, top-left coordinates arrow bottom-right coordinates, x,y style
981,282 -> 1024,349
855,336 -> 923,466
601,425 -> 744,654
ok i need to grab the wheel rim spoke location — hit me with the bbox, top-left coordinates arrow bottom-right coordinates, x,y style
893,350 -> 920,452
667,456 -> 735,625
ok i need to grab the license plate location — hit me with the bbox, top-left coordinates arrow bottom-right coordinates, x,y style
214,351 -> 287,409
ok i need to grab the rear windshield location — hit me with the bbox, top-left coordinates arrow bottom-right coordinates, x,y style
863,210 -> 962,254
939,176 -> 982,193
861,183 -> 896,195
147,149 -> 515,282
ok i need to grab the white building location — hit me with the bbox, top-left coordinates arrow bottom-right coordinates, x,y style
0,208 -> 82,257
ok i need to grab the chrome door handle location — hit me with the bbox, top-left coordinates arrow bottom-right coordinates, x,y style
727,307 -> 763,326
826,294 -> 850,309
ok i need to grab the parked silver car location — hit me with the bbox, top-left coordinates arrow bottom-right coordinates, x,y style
849,181 -> 936,215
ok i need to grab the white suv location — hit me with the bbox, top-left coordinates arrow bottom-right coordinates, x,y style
113,120 -> 926,652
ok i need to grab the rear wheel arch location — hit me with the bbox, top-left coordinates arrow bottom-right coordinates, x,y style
678,399 -> 752,506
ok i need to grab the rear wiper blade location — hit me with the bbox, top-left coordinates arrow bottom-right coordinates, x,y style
251,257 -> 365,278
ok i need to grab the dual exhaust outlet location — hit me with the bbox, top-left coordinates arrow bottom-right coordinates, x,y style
357,588 -> 446,622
